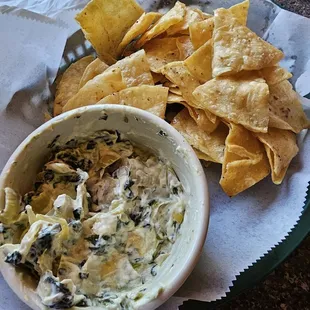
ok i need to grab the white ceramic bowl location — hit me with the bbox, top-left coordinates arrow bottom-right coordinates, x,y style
0,105 -> 209,310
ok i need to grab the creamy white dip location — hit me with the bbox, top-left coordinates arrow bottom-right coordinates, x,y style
0,130 -> 186,309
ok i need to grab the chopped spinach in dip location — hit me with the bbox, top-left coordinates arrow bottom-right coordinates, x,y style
0,130 -> 186,309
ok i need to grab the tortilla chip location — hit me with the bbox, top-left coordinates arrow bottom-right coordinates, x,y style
213,8 -> 284,77
189,18 -> 214,50
268,80 -> 309,133
189,0 -> 249,50
97,85 -> 168,118
63,68 -> 126,112
192,9 -> 212,20
54,55 -> 94,116
166,6 -> 203,36
79,58 -> 109,89
169,86 -> 182,96
172,109 -> 227,163
161,61 -> 201,106
166,93 -> 219,133
229,0 -> 250,25
220,123 -> 270,196
176,36 -> 195,60
135,1 -> 186,48
167,93 -> 185,103
193,108 -> 220,133
108,50 -> 154,87
193,73 -> 269,133
152,72 -> 167,84
75,0 -> 144,64
255,128 -> 298,185
184,39 -> 212,83
144,37 -> 180,73
117,12 -> 162,54
193,148 -> 214,162
164,81 -> 177,88
259,65 -> 292,86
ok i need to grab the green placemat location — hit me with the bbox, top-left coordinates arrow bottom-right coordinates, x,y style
181,181 -> 310,309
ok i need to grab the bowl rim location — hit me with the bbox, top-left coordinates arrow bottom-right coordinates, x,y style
0,104 -> 210,310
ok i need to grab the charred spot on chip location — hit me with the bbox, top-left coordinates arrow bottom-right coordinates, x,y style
74,115 -> 81,119
124,115 -> 129,123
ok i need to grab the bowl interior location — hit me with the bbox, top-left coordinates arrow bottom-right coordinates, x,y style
0,105 -> 209,310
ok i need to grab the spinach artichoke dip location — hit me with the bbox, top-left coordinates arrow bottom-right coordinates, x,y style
0,130 -> 186,309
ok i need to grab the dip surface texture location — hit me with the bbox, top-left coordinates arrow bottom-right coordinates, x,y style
0,130 -> 186,309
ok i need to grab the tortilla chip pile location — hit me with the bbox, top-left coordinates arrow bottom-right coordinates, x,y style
53,0 -> 309,196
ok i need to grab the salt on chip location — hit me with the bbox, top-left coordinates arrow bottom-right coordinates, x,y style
108,49 -> 154,87
220,123 -> 270,196
176,36 -> 195,60
117,12 -> 162,55
144,37 -> 180,73
161,61 -> 201,106
184,39 -> 212,83
79,58 -> 109,89
166,6 -> 203,36
193,73 -> 270,133
255,128 -> 298,185
54,55 -> 94,116
213,8 -> 284,77
75,0 -> 144,64
259,65 -> 292,86
189,0 -> 249,50
97,85 -> 168,119
172,109 -> 227,163
62,68 -> 126,112
189,18 -> 214,50
268,80 -> 309,133
135,1 -> 186,48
